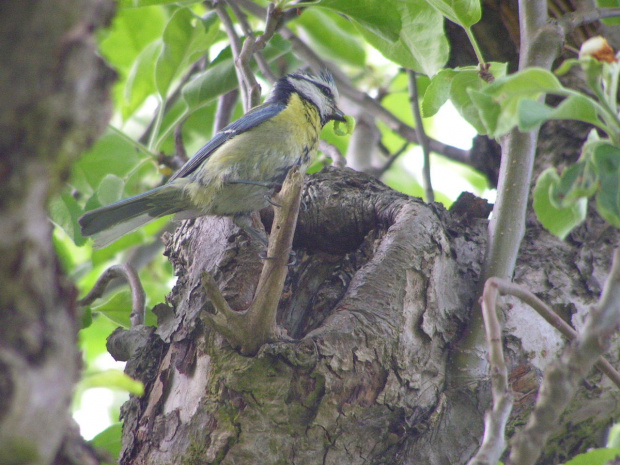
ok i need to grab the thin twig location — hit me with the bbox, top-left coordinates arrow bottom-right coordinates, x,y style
174,117 -> 187,161
215,0 -> 253,110
471,261 -> 620,464
508,249 -> 620,465
222,0 -> 285,110
407,70 -> 434,203
488,278 -> 620,389
78,264 -> 146,327
556,7 -> 620,33
468,279 -> 513,465
228,0 -> 280,83
213,89 -> 239,132
319,140 -> 346,168
377,142 -> 409,176
232,0 -> 471,168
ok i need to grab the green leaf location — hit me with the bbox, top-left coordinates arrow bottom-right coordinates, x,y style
92,290 -> 134,328
468,67 -> 565,137
80,369 -> 144,396
98,6 -> 167,109
422,68 -> 456,117
118,0 -> 200,8
467,88 -> 500,135
549,161 -> 598,208
595,0 -> 620,25
320,0 -> 449,76
317,0 -> 402,41
97,174 -> 125,206
295,8 -> 366,67
563,447 -> 620,465
554,58 -> 582,76
98,6 -> 166,72
78,313 -> 121,364
518,94 -> 604,132
423,63 -> 506,124
424,0 -> 481,28
449,69 -> 488,133
156,9 -> 219,98
607,424 -> 620,448
593,143 -> 620,227
123,40 -> 162,119
72,128 -> 152,195
49,191 -> 86,245
90,423 -> 123,465
182,35 -> 291,111
533,168 -> 587,239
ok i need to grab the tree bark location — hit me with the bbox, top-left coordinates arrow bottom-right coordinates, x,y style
0,1 -> 115,464
118,159 -> 619,464
114,1 -> 620,462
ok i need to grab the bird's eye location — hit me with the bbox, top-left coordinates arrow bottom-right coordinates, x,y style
317,84 -> 332,98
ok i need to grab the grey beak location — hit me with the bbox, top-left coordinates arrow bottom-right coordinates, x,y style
331,107 -> 346,122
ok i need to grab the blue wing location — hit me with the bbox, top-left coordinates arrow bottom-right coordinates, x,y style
168,102 -> 286,182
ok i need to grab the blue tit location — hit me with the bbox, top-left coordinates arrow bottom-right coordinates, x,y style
79,71 -> 346,248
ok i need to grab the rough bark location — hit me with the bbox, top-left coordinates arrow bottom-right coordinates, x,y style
115,1 -> 620,463
0,1 -> 115,464
118,162 -> 619,464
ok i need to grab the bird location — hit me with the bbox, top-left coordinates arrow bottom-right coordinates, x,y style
79,71 -> 346,249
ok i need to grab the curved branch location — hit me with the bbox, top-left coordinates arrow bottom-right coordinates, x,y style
468,279 -> 513,465
78,264 -> 146,327
509,249 -> 620,465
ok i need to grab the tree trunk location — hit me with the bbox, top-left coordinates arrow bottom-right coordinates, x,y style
115,1 -> 620,463
119,146 -> 619,464
0,1 -> 115,464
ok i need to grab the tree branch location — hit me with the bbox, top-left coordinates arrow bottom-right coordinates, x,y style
232,0 -> 472,171
228,0 -> 280,83
508,249 -> 620,465
201,167 -> 304,355
319,140 -> 346,168
556,7 -> 620,32
78,264 -> 146,327
213,89 -> 239,133
408,69 -> 434,202
455,1 -> 565,384
215,0 -> 255,111
468,279 -> 513,465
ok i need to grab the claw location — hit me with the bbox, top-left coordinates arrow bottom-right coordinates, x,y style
287,250 -> 298,266
233,214 -> 268,247
265,195 -> 282,208
259,249 -> 297,265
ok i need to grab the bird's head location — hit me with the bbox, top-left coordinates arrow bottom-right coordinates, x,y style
277,70 -> 346,126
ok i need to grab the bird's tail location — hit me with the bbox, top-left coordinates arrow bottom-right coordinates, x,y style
79,184 -> 193,248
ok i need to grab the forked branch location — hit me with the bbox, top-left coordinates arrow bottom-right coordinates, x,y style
201,167 -> 304,355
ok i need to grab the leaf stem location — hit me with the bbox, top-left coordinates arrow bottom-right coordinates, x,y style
465,27 -> 486,68
148,97 -> 166,151
108,125 -> 158,159
153,106 -> 190,152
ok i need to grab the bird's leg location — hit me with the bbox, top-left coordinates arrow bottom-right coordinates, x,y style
228,179 -> 283,207
233,214 -> 268,248
227,179 -> 282,189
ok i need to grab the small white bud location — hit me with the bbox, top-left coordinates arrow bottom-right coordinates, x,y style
579,36 -> 617,63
